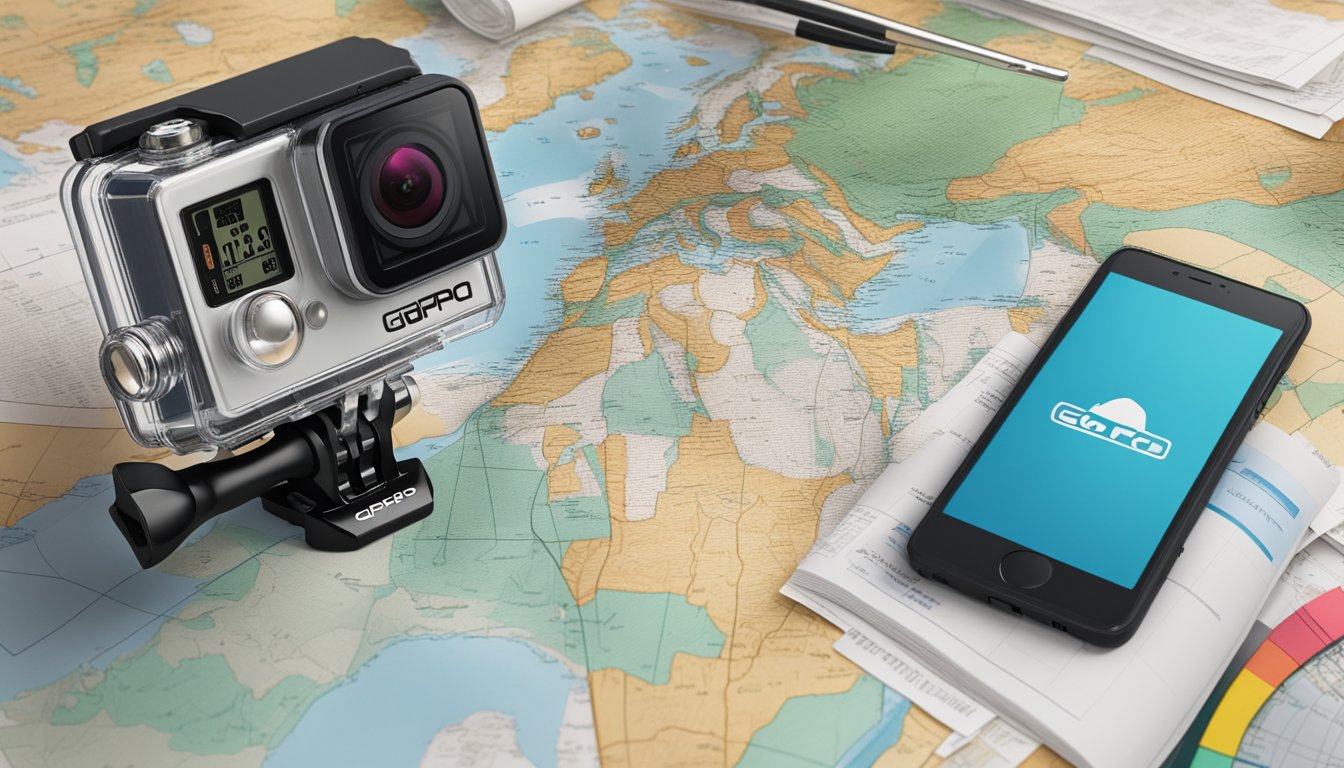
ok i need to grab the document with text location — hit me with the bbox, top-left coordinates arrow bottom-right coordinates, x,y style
959,0 -> 1344,136
1004,0 -> 1344,89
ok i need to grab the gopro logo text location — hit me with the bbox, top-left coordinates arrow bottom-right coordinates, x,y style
354,487 -> 417,521
383,281 -> 474,332
1050,398 -> 1172,460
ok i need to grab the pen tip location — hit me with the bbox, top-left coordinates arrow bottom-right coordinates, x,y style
1034,65 -> 1070,82
1009,62 -> 1069,82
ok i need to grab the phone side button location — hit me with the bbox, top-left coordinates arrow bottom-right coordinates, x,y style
999,550 -> 1053,589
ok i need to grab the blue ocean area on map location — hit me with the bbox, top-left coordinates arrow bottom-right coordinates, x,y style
0,148 -> 25,188
813,219 -> 1031,332
0,76 -> 37,98
0,478 -> 294,699
839,688 -> 912,765
266,635 -> 581,767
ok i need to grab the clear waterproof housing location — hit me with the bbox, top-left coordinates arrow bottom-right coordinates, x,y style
62,42 -> 506,454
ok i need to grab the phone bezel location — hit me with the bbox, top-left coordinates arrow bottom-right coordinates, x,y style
906,247 -> 1310,647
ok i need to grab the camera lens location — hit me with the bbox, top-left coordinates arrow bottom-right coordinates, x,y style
371,145 -> 445,230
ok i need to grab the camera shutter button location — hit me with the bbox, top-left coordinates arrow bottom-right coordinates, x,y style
236,293 -> 302,368
139,118 -> 207,154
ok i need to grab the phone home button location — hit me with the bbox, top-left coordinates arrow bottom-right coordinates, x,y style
999,550 -> 1053,589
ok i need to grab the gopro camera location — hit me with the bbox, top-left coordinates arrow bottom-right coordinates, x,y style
62,38 -> 506,567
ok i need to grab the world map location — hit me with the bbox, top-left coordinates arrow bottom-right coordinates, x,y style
2,0 -> 1344,765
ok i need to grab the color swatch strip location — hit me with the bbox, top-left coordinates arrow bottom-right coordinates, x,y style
1192,587 -> 1344,765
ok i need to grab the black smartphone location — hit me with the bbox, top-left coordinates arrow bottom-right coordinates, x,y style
906,247 -> 1310,647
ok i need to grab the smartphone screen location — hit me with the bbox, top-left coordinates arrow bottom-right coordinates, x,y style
940,273 -> 1284,589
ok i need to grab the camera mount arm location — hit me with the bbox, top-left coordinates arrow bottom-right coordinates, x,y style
109,376 -> 434,568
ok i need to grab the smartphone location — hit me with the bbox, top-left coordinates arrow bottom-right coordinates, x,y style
906,247 -> 1310,647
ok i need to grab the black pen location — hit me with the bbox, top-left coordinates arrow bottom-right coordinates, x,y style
659,0 -> 1068,80
658,0 -> 897,54
746,0 -> 1067,80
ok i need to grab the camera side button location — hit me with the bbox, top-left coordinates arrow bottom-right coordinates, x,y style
303,300 -> 329,330
100,320 -> 183,402
234,292 -> 302,368
999,550 -> 1053,590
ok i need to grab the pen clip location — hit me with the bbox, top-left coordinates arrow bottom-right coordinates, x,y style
744,0 -> 888,40
796,19 -> 896,54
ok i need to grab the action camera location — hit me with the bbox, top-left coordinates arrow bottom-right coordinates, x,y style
61,38 -> 507,567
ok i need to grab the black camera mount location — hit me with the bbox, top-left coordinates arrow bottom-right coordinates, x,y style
109,379 -> 434,569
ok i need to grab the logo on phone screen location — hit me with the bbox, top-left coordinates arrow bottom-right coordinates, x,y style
1050,398 -> 1171,460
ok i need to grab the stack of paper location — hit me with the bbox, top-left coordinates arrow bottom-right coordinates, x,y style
959,0 -> 1344,137
1305,474 -> 1344,553
783,333 -> 1344,767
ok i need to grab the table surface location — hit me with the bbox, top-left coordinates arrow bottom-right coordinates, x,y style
1,1 -> 1343,766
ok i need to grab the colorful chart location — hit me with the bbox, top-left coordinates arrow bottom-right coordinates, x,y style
1194,587 -> 1344,766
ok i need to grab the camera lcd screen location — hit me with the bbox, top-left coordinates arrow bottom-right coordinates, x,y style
940,274 -> 1282,589
182,179 -> 295,307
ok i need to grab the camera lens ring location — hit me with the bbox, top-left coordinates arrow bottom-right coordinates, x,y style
357,128 -> 464,243
372,145 -> 441,227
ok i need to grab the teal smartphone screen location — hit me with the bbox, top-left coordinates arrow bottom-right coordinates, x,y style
942,273 -> 1283,588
